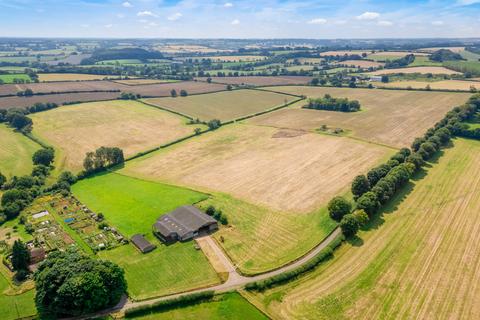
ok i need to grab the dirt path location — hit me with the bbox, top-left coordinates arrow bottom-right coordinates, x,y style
72,228 -> 341,319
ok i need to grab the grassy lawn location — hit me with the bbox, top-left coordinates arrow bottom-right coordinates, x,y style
249,138 -> 480,319
443,60 -> 480,76
199,193 -> 337,275
408,56 -> 442,67
144,89 -> 296,122
0,73 -> 31,83
0,272 -> 36,320
0,124 -> 40,179
99,241 -> 220,300
126,292 -> 268,319
71,172 -> 208,237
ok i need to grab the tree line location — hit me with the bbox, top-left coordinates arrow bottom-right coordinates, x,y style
384,54 -> 415,69
304,94 -> 361,112
329,93 -> 480,238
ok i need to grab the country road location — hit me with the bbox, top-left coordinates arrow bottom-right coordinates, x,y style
101,227 -> 342,317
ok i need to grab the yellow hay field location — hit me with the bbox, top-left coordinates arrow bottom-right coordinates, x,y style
367,66 -> 461,75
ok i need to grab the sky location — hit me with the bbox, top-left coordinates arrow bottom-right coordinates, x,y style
0,0 -> 479,38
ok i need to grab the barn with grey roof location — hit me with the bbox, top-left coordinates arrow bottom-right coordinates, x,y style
153,205 -> 218,243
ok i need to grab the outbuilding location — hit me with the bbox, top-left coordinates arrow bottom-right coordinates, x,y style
131,234 -> 156,253
153,205 -> 218,244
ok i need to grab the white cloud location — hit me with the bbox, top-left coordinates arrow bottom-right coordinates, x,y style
122,1 -> 132,8
104,24 -> 113,28
432,20 -> 444,26
149,22 -> 158,27
137,11 -> 157,17
231,19 -> 240,25
167,12 -> 183,21
308,18 -> 327,25
138,19 -> 148,23
224,2 -> 233,7
116,13 -> 125,18
356,11 -> 380,20
378,20 -> 393,26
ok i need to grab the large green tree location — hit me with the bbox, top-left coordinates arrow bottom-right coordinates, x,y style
32,148 -> 55,166
12,240 -> 30,271
34,250 -> 127,318
351,175 -> 370,199
327,196 -> 352,221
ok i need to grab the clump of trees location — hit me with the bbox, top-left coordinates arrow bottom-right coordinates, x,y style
120,92 -> 141,100
429,49 -> 464,62
0,147 -> 55,223
207,119 -> 222,130
17,88 -> 34,97
384,54 -> 415,68
34,249 -> 127,318
82,146 -> 124,174
304,94 -> 361,112
205,205 -> 228,225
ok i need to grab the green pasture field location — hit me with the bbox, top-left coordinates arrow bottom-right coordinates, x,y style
408,56 -> 442,67
443,60 -> 480,76
0,273 -> 36,320
71,172 -> 208,237
0,125 -> 40,179
0,73 -> 31,83
0,66 -> 37,73
144,89 -> 297,122
459,49 -> 480,61
99,241 -> 220,300
126,292 -> 268,319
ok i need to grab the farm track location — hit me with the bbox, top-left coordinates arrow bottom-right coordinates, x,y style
71,228 -> 343,320
254,139 -> 480,320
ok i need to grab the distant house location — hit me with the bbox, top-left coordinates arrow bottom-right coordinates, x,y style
153,205 -> 218,244
369,75 -> 383,82
131,234 -> 156,253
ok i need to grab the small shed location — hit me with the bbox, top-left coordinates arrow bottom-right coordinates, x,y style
131,234 -> 156,253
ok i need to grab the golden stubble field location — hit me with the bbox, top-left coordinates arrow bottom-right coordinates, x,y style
248,138 -> 480,320
367,66 -> 461,75
30,100 -> 201,172
249,86 -> 470,148
144,89 -> 297,122
122,124 -> 391,213
376,79 -> 480,91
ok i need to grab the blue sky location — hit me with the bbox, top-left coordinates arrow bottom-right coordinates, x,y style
0,0 -> 479,38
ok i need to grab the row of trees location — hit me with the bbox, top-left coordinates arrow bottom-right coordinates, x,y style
329,93 -> 480,238
304,94 -> 361,112
83,146 -> 125,174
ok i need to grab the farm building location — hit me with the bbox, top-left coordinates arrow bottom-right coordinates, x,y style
153,206 -> 218,243
131,234 -> 156,253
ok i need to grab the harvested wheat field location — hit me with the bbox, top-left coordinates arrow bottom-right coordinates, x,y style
367,66 -> 461,75
188,55 -> 266,62
122,124 -> 392,213
249,138 -> 480,320
30,100 -> 201,172
249,86 -> 470,148
112,79 -> 179,85
419,46 -> 465,53
320,50 -> 371,56
196,76 -> 313,86
144,89 -> 296,122
37,73 -> 113,82
0,91 -> 120,109
376,80 -> 480,91
334,60 -> 384,68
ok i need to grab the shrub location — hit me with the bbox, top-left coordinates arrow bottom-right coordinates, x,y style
327,196 -> 352,221
205,205 -> 216,216
32,148 -> 54,166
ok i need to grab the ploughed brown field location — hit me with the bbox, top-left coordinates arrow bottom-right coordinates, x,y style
195,76 -> 313,86
0,80 -> 226,97
30,100 -> 202,172
248,86 -> 470,148
0,92 -> 120,109
122,124 -> 391,213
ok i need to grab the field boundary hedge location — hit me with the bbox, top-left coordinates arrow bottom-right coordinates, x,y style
245,233 -> 344,291
124,291 -> 215,318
